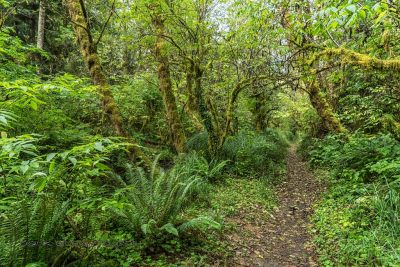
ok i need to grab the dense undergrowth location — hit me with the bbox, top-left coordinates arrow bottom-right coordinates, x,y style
299,134 -> 400,266
0,128 -> 288,266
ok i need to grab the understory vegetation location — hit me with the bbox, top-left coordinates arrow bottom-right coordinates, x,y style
300,134 -> 400,266
2,0 -> 400,266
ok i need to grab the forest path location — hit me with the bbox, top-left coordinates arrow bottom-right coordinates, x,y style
226,145 -> 325,266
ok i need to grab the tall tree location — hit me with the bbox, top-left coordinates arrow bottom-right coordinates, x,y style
280,0 -> 347,134
64,0 -> 125,136
149,2 -> 187,153
63,0 -> 149,163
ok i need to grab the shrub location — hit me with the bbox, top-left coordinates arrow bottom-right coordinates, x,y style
221,130 -> 288,178
186,132 -> 209,156
0,195 -> 69,266
309,133 -> 400,183
186,129 -> 289,180
296,134 -> 318,160
174,152 -> 228,183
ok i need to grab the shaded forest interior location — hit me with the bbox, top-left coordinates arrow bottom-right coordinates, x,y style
1,0 -> 399,266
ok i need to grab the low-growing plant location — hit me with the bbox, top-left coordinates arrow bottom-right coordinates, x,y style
0,194 -> 69,266
104,158 -> 221,248
174,152 -> 228,183
221,130 -> 288,178
307,133 -> 400,266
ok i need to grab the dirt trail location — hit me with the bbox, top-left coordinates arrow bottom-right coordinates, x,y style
227,145 -> 325,266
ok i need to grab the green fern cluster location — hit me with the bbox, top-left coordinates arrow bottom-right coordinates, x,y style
174,152 -> 228,183
106,157 -> 220,242
0,194 -> 69,267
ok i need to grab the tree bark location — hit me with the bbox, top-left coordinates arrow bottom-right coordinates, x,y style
151,10 -> 186,153
36,0 -> 45,50
254,94 -> 266,133
193,64 -> 221,152
311,48 -> 400,71
184,62 -> 205,131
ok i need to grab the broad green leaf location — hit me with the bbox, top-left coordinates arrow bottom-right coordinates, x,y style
68,157 -> 77,166
161,223 -> 179,236
46,153 -> 56,162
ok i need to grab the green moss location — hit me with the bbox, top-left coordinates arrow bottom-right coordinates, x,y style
311,48 -> 400,71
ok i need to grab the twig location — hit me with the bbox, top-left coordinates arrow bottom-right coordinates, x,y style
95,0 -> 116,47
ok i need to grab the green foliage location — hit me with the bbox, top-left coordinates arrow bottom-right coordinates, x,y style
104,158 -> 220,249
0,136 -> 133,266
186,132 -> 209,156
186,129 -> 288,180
0,134 -> 41,195
0,195 -> 69,266
304,133 -> 400,266
206,177 -> 275,218
4,0 -> 400,264
221,130 -> 289,179
308,134 -> 400,183
112,76 -> 165,140
174,152 -> 228,183
0,30 -> 38,79
0,110 -> 16,131
313,180 -> 400,266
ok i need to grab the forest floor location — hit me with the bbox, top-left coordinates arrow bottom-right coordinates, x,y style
224,146 -> 326,267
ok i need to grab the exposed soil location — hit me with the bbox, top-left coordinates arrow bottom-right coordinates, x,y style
224,146 -> 325,266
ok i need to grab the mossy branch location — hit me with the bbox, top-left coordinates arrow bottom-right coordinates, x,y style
310,48 -> 400,71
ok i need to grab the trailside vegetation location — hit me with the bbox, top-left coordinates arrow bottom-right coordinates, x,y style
1,0 -> 399,266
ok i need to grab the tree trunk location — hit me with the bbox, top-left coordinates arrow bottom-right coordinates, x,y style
64,0 -> 126,137
36,0 -> 45,50
307,81 -> 347,134
64,0 -> 151,165
192,63 -> 221,154
184,62 -> 204,131
152,12 -> 186,153
254,95 -> 266,133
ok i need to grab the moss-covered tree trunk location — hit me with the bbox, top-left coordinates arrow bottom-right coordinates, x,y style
64,0 -> 125,137
64,0 -> 151,165
185,62 -> 204,131
307,81 -> 347,134
254,97 -> 266,133
152,11 -> 186,153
